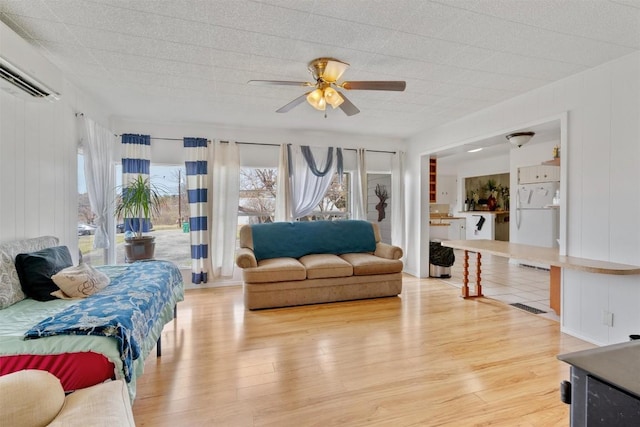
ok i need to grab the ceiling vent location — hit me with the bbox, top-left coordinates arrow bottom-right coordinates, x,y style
0,20 -> 61,101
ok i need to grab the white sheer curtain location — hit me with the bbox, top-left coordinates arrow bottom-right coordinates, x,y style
209,141 -> 240,278
289,145 -> 340,219
274,144 -> 291,222
82,116 -> 115,253
351,148 -> 367,220
391,151 -> 406,251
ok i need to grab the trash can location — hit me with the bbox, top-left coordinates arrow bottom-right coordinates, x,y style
182,222 -> 190,233
429,240 -> 455,278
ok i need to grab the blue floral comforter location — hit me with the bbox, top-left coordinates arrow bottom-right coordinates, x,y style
24,260 -> 183,382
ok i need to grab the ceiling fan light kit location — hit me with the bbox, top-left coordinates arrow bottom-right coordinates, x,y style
506,131 -> 535,147
307,86 -> 344,111
323,87 -> 344,108
248,57 -> 406,116
307,88 -> 326,110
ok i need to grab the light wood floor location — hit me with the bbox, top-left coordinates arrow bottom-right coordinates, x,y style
133,275 -> 593,426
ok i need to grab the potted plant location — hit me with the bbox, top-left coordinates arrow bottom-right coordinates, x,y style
484,179 -> 499,211
115,175 -> 166,262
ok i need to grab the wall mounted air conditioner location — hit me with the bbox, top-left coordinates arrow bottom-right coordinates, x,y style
0,20 -> 62,101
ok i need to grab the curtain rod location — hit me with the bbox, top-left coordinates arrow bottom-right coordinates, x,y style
220,141 -> 395,154
93,129 -> 395,154
73,114 -> 396,154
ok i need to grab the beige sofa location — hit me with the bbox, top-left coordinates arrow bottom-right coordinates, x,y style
236,220 -> 403,309
0,370 -> 135,426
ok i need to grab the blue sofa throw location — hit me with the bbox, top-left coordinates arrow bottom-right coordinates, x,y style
251,220 -> 376,261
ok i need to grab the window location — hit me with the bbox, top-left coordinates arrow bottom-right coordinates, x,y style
113,164 -> 191,268
238,168 -> 277,224
238,169 -> 351,222
77,151 -> 103,265
303,172 -> 351,221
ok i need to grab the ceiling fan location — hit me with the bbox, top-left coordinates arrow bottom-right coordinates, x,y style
248,57 -> 406,116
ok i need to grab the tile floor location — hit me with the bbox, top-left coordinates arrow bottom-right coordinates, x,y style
437,249 -> 560,322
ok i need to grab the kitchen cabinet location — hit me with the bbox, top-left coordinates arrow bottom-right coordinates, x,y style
429,218 -> 466,241
447,218 -> 465,240
436,175 -> 457,205
518,164 -> 560,184
429,224 -> 448,240
494,213 -> 509,241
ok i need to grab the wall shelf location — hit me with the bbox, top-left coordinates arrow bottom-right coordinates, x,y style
429,158 -> 437,203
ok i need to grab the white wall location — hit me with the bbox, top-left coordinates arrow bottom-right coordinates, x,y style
0,43 -> 111,263
405,51 -> 640,345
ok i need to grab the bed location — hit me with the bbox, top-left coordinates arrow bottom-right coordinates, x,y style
0,236 -> 184,400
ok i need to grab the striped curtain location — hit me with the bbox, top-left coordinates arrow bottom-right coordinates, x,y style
121,134 -> 151,233
184,137 -> 210,284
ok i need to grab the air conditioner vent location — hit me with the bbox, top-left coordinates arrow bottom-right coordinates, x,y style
0,20 -> 62,101
0,60 -> 55,98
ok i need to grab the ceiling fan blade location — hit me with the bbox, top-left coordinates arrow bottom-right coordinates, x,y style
337,91 -> 360,116
248,80 -> 312,87
276,93 -> 309,113
340,81 -> 406,91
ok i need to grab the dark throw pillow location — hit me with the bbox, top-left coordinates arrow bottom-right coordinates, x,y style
15,246 -> 73,301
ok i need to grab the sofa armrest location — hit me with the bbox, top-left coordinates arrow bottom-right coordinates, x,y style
236,248 -> 258,268
375,242 -> 403,260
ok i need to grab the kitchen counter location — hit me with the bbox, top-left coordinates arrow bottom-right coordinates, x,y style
457,212 -> 498,240
428,217 -> 466,240
459,210 -> 509,215
429,215 -> 466,226
442,239 -> 640,275
441,239 -> 640,305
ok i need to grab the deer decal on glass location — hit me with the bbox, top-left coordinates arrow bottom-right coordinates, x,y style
374,184 -> 388,222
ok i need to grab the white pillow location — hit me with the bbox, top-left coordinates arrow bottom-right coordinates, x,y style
0,250 -> 24,309
51,263 -> 110,299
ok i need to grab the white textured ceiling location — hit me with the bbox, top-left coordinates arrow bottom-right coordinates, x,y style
1,0 -> 639,139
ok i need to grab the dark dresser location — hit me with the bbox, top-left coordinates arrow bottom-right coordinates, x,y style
558,341 -> 640,426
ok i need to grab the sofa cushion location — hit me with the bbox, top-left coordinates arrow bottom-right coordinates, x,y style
15,246 -> 73,301
0,369 -> 65,426
250,220 -> 376,261
340,253 -> 404,276
49,379 -> 135,427
243,258 -> 306,283
0,236 -> 59,309
299,254 -> 353,279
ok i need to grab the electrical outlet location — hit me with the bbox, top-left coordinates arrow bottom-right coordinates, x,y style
601,310 -> 614,327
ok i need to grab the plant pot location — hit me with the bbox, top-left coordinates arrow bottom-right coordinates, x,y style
124,236 -> 155,262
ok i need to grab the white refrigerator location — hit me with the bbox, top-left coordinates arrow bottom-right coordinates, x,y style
513,181 -> 559,248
